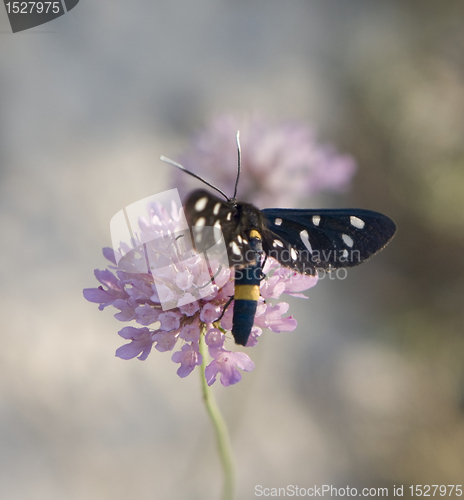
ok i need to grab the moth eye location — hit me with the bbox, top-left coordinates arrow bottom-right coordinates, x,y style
350,216 -> 365,229
194,197 -> 208,212
342,234 -> 354,247
213,203 -> 221,215
312,215 -> 320,226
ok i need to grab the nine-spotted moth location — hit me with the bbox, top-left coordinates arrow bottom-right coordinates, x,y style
162,133 -> 397,346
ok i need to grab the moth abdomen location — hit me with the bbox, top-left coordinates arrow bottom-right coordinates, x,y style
232,299 -> 258,346
231,230 -> 263,346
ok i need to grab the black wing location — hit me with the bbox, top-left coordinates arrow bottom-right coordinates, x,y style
184,189 -> 260,268
261,208 -> 397,276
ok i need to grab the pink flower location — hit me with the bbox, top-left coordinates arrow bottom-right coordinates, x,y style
115,326 -> 153,361
83,269 -> 128,310
84,200 -> 316,386
204,327 -> 255,386
260,259 -> 318,299
154,330 -> 180,352
173,115 -> 356,208
205,348 -> 255,387
159,311 -> 181,331
172,343 -> 203,378
258,303 -> 298,333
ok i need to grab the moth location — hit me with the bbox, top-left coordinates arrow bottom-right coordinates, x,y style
162,133 -> 397,346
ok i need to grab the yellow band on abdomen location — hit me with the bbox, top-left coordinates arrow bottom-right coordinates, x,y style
249,230 -> 261,240
234,284 -> 260,301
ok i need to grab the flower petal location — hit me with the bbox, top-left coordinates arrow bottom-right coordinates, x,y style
200,302 -> 221,323
116,327 -> 153,360
264,303 -> 298,332
135,304 -> 161,326
205,350 -> 255,387
153,330 -> 180,352
180,322 -> 200,342
158,311 -> 181,331
171,343 -> 202,378
175,270 -> 194,291
103,247 -> 117,265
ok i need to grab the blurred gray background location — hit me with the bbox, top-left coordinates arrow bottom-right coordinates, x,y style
1,1 -> 464,499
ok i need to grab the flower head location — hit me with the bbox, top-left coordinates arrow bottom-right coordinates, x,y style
173,115 -> 356,207
84,200 -> 317,387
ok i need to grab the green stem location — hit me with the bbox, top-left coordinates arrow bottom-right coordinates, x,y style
199,324 -> 235,500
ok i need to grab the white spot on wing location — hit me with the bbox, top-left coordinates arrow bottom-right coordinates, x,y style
350,216 -> 365,229
194,197 -> 208,212
230,241 -> 241,255
291,248 -> 298,260
342,234 -> 354,247
226,212 -> 232,221
273,239 -> 284,248
195,217 -> 206,227
312,215 -> 320,226
213,202 -> 221,215
237,235 -> 242,244
299,229 -> 312,253
213,220 -> 221,229
342,249 -> 349,259
275,218 -> 282,226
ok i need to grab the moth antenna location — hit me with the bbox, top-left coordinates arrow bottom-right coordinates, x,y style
160,156 -> 230,201
233,130 -> 241,200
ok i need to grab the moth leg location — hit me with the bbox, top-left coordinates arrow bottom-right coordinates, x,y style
259,254 -> 268,281
215,296 -> 233,322
262,254 -> 268,269
256,260 -> 267,282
